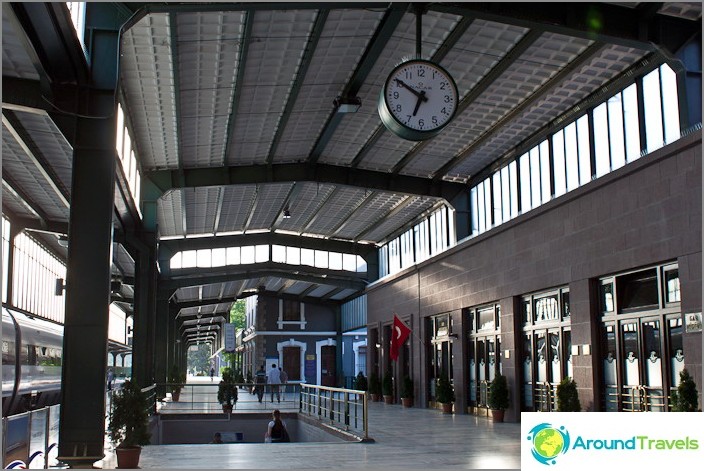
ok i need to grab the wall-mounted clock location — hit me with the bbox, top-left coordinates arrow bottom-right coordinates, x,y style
378,59 -> 458,141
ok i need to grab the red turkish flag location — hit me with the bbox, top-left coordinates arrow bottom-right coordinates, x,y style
390,315 -> 411,362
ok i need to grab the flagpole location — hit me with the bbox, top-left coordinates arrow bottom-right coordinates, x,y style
394,312 -> 425,346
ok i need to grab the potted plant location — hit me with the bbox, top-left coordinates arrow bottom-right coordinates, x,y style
382,370 -> 394,404
108,380 -> 151,469
168,364 -> 183,401
435,375 -> 455,413
488,373 -> 509,422
354,372 -> 368,392
368,373 -> 382,402
671,368 -> 699,411
556,377 -> 581,411
217,367 -> 238,413
401,376 -> 414,407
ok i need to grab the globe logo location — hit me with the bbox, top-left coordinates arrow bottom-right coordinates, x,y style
526,423 -> 570,465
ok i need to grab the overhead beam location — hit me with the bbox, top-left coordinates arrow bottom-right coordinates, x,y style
355,195 -> 417,241
307,3 -> 407,164
145,162 -> 467,202
161,262 -> 367,291
160,229 -> 377,256
267,10 -> 329,164
8,215 -> 68,236
432,41 -> 606,180
171,295 -> 241,310
2,176 -> 53,224
429,2 -> 700,55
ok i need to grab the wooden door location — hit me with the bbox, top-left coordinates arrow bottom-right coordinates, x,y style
283,347 -> 300,381
321,345 -> 336,386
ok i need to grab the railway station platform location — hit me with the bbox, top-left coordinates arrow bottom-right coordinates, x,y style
96,377 -> 521,469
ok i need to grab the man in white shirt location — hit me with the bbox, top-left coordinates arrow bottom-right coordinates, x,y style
267,364 -> 282,403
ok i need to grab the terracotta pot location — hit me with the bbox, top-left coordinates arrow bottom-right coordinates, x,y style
401,397 -> 413,407
383,395 -> 393,404
222,404 -> 233,413
441,402 -> 453,414
115,446 -> 141,469
491,409 -> 505,422
171,389 -> 181,402
370,393 -> 381,402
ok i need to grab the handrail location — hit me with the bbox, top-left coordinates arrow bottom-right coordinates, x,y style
299,383 -> 370,441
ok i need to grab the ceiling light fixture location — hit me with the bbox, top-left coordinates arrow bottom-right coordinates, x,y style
57,235 -> 69,247
283,207 -> 291,219
334,96 -> 361,113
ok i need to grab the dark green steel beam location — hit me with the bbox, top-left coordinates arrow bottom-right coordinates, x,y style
307,3 -> 407,164
145,162 -> 467,201
429,2 -> 700,56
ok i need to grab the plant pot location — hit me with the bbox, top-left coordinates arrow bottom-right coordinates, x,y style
441,402 -> 453,414
369,393 -> 380,402
401,397 -> 413,407
222,404 -> 233,413
491,409 -> 505,422
171,389 -> 181,402
115,446 -> 141,469
383,395 -> 393,404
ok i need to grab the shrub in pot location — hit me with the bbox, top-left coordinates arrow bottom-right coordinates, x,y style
401,376 -> 413,407
556,377 -> 581,411
108,380 -> 151,468
354,372 -> 368,392
217,367 -> 238,413
368,373 -> 382,402
435,375 -> 455,414
671,368 -> 699,411
488,373 -> 509,422
382,370 -> 394,404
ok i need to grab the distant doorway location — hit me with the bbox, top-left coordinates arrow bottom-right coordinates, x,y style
283,346 -> 301,381
321,345 -> 336,386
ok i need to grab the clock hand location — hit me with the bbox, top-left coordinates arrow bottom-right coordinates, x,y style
394,79 -> 428,102
412,90 -> 426,116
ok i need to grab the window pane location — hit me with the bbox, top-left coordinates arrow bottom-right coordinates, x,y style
227,247 -> 240,265
356,256 -> 367,273
211,248 -> 226,267
241,246 -> 255,264
623,83 -> 641,162
643,69 -> 664,152
182,250 -> 197,268
314,250 -> 327,269
286,246 -> 300,265
509,161 -> 518,218
272,245 -> 286,263
665,269 -> 680,303
660,64 -> 681,144
519,153 -> 531,213
196,249 -> 211,268
343,253 -> 357,272
477,181 -> 486,232
482,179 -> 491,231
255,245 -> 269,263
329,252 -> 342,270
529,147 -> 541,208
301,248 -> 314,266
552,130 -> 566,197
492,172 -> 502,225
501,166 -> 510,222
617,268 -> 658,312
608,93 -> 626,170
563,123 -> 579,192
593,103 -> 610,177
470,186 -> 479,235
577,115 -> 592,185
539,141 -> 551,204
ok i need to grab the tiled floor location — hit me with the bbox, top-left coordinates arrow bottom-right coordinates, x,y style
96,377 -> 521,469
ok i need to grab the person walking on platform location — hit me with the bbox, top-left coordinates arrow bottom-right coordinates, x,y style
254,365 -> 267,403
264,409 -> 290,443
267,364 -> 281,403
106,367 -> 114,391
279,367 -> 288,394
210,366 -> 215,382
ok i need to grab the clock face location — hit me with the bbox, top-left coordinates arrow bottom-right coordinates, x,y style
378,59 -> 458,141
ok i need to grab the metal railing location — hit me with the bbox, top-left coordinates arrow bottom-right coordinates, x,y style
299,384 -> 369,441
158,382 -> 301,412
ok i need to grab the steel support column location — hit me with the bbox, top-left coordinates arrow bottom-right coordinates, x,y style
154,295 -> 170,398
131,232 -> 158,388
57,105 -> 116,465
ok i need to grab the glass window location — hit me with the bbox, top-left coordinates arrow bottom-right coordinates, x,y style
255,245 -> 268,263
562,291 -> 570,319
607,93 -> 626,170
519,152 -> 532,213
552,130 -> 567,197
623,83 -> 641,162
509,161 -> 519,218
226,247 -> 240,265
664,269 -> 680,303
241,246 -> 255,264
301,248 -> 314,267
196,249 -> 211,268
482,178 -> 492,230
617,268 -> 658,312
600,281 -> 614,313
211,248 -> 226,267
522,299 -> 531,324
272,245 -> 286,263
539,141 -> 551,204
577,115 -> 592,185
564,122 -> 579,192
530,147 -> 541,208
470,187 -> 479,235
283,300 -> 300,321
501,166 -> 511,223
492,173 -> 502,226
329,251 -> 342,271
643,68 -> 664,152
660,65 -> 681,145
2,217 -> 10,303
286,246 -> 300,265
477,306 -> 495,331
593,103 -> 610,177
477,180 -> 486,233
534,294 -> 559,323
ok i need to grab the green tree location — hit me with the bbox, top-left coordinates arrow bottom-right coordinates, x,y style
230,299 -> 246,329
187,343 -> 211,374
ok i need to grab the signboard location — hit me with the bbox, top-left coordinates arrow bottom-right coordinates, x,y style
685,312 -> 702,333
304,354 -> 316,381
224,323 -> 236,352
